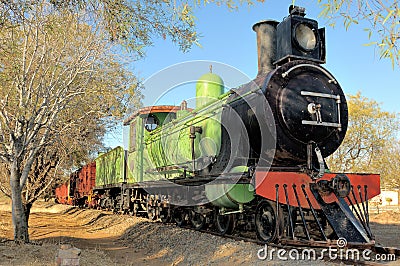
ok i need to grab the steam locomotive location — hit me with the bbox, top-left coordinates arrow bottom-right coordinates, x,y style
55,6 -> 380,246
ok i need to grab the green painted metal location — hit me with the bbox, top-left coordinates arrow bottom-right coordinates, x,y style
138,73 -> 225,179
127,114 -> 160,183
195,73 -> 224,159
204,165 -> 254,208
123,111 -> 256,209
126,116 -> 141,183
196,73 -> 224,109
95,146 -> 125,186
126,151 -> 136,183
112,72 -> 265,185
145,115 -> 192,179
205,183 -> 255,208
176,109 -> 189,119
229,166 -> 249,174
125,111 -> 184,182
97,72 -> 263,198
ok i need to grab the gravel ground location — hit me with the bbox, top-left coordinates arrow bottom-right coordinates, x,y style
120,221 -> 348,266
0,200 -> 399,265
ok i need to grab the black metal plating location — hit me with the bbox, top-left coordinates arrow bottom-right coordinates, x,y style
310,184 -> 371,243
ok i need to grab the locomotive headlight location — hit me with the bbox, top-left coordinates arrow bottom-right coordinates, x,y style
294,23 -> 317,51
275,6 -> 325,63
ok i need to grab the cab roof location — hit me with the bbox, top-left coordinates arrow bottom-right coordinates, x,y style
123,105 -> 180,126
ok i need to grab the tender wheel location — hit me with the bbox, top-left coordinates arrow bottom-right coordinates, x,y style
131,203 -> 139,216
215,211 -> 234,235
173,207 -> 186,227
255,200 -> 280,243
146,204 -> 157,220
189,209 -> 206,230
146,198 -> 157,220
160,207 -> 171,224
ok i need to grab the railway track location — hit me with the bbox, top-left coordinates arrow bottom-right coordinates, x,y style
175,220 -> 400,265
77,204 -> 400,265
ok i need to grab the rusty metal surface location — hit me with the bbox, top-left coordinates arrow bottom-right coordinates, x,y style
55,181 -> 69,205
123,105 -> 181,125
252,20 -> 279,75
77,162 -> 96,197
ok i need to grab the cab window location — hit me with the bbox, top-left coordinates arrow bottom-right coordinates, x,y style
144,115 -> 159,132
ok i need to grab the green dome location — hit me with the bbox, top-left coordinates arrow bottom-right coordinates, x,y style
196,73 -> 224,108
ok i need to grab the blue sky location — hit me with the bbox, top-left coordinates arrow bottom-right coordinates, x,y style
105,0 -> 399,147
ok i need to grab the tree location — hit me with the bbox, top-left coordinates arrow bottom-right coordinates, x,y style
1,0 -> 199,56
315,0 -> 400,67
0,3 -> 139,242
326,92 -> 400,188
371,140 -> 400,189
0,110 -> 107,226
39,0 -> 262,56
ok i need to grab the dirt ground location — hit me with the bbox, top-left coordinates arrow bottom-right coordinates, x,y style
370,211 -> 400,249
0,201 -> 146,266
0,199 -> 399,266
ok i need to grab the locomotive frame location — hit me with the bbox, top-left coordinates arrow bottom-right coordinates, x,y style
55,6 -> 381,247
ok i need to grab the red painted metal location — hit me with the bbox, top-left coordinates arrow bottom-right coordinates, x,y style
55,162 -> 97,206
255,171 -> 380,209
123,105 -> 181,125
77,162 -> 96,197
55,181 -> 70,205
65,162 -> 97,206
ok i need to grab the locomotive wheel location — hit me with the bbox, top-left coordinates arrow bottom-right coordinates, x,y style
173,207 -> 186,227
189,209 -> 206,230
215,212 -> 234,235
255,200 -> 281,243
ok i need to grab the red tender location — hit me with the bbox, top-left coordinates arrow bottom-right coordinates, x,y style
76,162 -> 96,198
55,181 -> 69,205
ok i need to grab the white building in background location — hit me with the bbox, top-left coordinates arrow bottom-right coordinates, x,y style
370,190 -> 399,206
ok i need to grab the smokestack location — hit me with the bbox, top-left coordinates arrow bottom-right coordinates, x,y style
252,20 -> 279,76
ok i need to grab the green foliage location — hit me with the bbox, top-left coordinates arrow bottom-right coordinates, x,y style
0,0 -> 264,58
313,0 -> 400,67
369,139 -> 400,189
0,0 -> 194,57
326,92 -> 400,189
